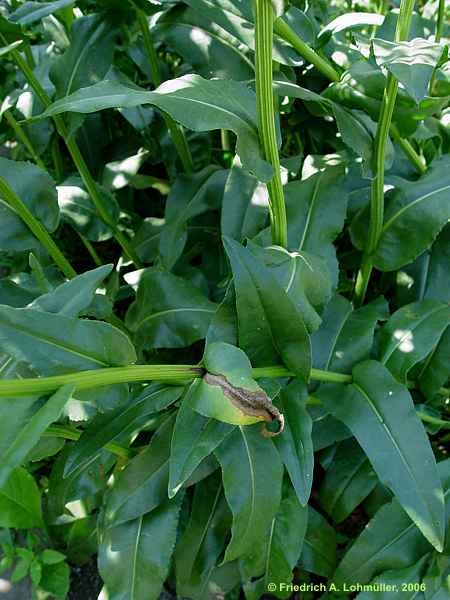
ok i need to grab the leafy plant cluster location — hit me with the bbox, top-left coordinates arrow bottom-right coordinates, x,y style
0,0 -> 449,598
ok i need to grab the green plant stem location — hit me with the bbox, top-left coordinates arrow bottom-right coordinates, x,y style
391,124 -> 426,174
76,230 -> 103,267
44,425 -> 133,458
255,0 -> 287,248
1,36 -> 142,268
3,110 -> 46,169
434,0 -> 445,43
353,0 -> 415,308
0,176 -> 77,279
1,363 -> 447,398
274,18 -> 340,82
136,9 -> 194,174
416,411 -> 450,429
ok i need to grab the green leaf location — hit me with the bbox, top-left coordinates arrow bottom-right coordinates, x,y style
322,360 -> 445,552
223,236 -> 311,378
332,497 -> 431,586
125,268 -> 216,349
29,264 -> 113,317
379,300 -> 450,383
221,156 -> 269,242
9,0 -> 75,25
283,165 -> 348,286
175,471 -> 232,599
57,177 -> 120,242
372,37 -> 446,103
64,385 -> 183,477
419,327 -> 450,400
105,414 -> 175,526
39,560 -> 70,599
299,506 -> 337,578
38,75 -> 273,182
248,243 -> 332,333
0,305 -> 136,375
319,438 -> 377,523
40,550 -> 66,565
244,481 -> 308,600
0,39 -> 23,57
180,0 -> 303,66
0,384 -> 74,487
354,555 -> 429,600
318,12 -> 384,46
98,496 -> 183,600
0,467 -> 43,529
215,425 -> 283,562
274,380 -> 313,506
154,4 -> 254,80
159,166 -> 226,270
0,158 -> 59,252
312,295 -> 388,374
351,155 -> 450,271
50,14 -> 116,98
169,381 -> 234,498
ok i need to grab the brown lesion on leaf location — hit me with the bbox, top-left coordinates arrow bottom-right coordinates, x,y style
203,372 -> 285,437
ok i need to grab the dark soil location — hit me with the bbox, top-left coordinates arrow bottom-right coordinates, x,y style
67,559 -> 103,600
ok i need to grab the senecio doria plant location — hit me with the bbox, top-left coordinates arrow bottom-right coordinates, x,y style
0,0 -> 449,598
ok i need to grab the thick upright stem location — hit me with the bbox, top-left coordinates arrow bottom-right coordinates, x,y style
2,37 -> 142,268
136,9 -> 194,174
0,177 -> 77,279
353,0 -> 416,307
435,0 -> 445,43
255,0 -> 287,248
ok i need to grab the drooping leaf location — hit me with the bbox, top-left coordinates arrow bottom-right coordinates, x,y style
0,305 -> 136,375
215,425 -> 283,562
319,438 -> 377,523
125,268 -> 217,349
372,37 -> 447,103
223,236 -> 311,378
0,384 -> 74,487
351,155 -> 450,271
98,496 -> 183,600
169,381 -> 234,498
379,300 -> 450,383
274,380 -> 313,506
37,76 -> 273,182
321,360 -> 445,551
0,466 -> 43,529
